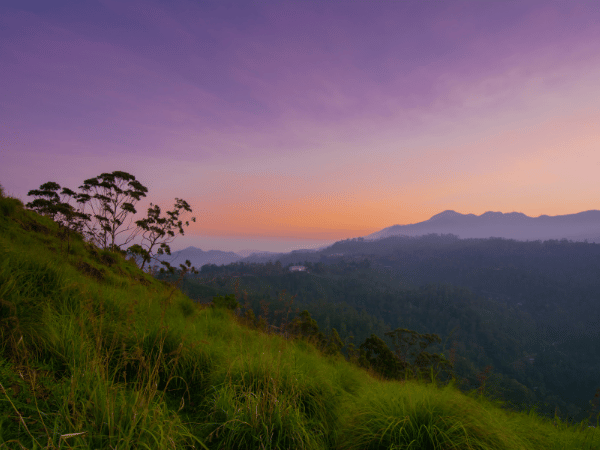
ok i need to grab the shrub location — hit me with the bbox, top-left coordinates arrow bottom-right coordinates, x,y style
212,294 -> 239,310
0,197 -> 24,218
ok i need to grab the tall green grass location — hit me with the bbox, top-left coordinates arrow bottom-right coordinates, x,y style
0,193 -> 599,449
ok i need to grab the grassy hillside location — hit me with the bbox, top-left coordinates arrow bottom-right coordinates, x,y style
1,190 -> 599,449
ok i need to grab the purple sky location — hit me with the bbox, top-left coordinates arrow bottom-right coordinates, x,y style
2,0 -> 600,253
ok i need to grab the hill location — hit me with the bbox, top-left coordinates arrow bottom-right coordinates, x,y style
148,246 -> 243,268
140,247 -> 289,272
0,188 -> 599,449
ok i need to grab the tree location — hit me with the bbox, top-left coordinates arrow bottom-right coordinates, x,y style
289,310 -> 326,346
127,198 -> 196,271
27,182 -> 91,252
412,351 -> 454,383
27,182 -> 84,225
77,171 -> 148,252
323,328 -> 344,356
384,328 -> 441,365
212,294 -> 239,310
384,328 -> 453,382
290,310 -> 320,337
359,334 -> 403,379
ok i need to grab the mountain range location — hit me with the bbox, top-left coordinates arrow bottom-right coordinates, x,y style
151,209 -> 600,268
365,209 -> 600,242
145,247 -> 286,271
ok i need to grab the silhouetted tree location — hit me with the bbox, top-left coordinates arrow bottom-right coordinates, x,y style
27,182 -> 89,230
127,198 -> 196,271
27,181 -> 90,252
77,171 -> 148,251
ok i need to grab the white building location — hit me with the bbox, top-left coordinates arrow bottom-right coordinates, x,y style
289,265 -> 307,272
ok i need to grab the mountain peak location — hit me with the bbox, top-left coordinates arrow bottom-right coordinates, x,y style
428,210 -> 463,221
365,209 -> 600,242
425,209 -> 472,222
479,211 -> 530,220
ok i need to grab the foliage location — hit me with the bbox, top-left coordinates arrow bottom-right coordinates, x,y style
212,294 -> 239,310
26,181 -> 91,253
0,196 -> 23,218
26,182 -> 90,231
77,171 -> 148,251
385,327 -> 453,381
359,334 -> 403,379
289,310 -> 325,342
128,198 -> 196,271
323,328 -> 344,356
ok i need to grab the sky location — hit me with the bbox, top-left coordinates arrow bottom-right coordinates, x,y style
2,0 -> 600,253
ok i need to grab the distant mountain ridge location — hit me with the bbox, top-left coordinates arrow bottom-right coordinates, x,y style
235,249 -> 279,258
148,210 -> 600,268
149,246 -> 241,269
150,247 -> 283,270
366,209 -> 600,242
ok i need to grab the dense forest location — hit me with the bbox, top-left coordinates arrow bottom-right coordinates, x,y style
155,235 -> 600,425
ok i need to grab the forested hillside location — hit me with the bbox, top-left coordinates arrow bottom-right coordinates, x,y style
171,240 -> 600,425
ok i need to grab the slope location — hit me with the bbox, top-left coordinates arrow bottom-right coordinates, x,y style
0,189 -> 598,450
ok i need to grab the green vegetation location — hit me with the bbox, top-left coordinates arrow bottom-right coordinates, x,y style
188,242 -> 600,425
1,187 -> 599,449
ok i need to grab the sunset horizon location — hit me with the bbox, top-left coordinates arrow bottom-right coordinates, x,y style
2,1 -> 599,253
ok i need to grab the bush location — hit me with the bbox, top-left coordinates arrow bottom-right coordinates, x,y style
0,197 -> 24,218
212,294 -> 239,310
0,184 -> 26,218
